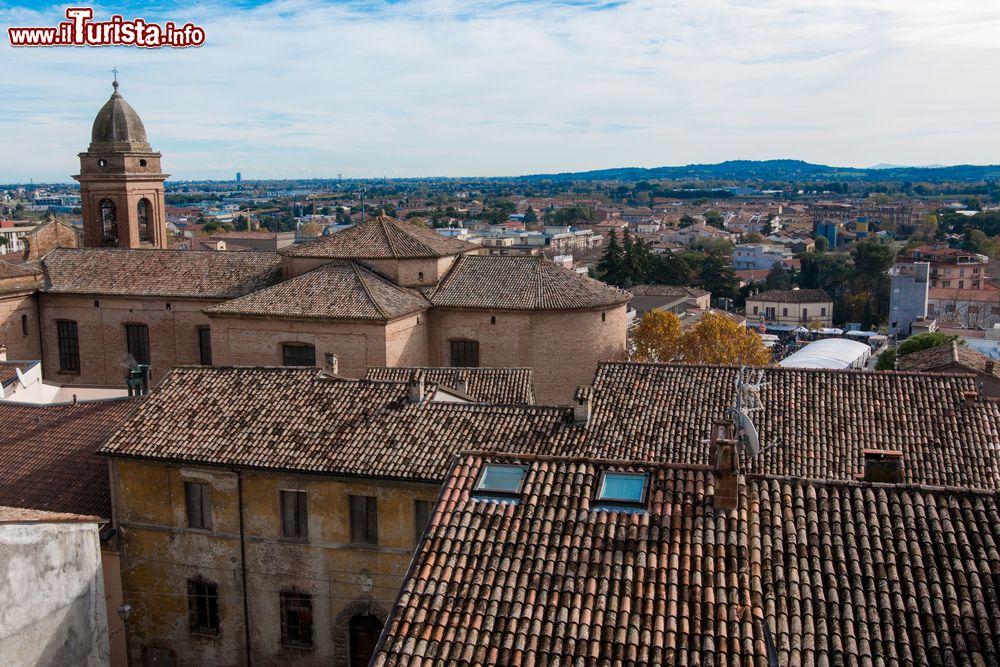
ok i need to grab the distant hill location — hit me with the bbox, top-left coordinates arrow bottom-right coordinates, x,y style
517,159 -> 1000,182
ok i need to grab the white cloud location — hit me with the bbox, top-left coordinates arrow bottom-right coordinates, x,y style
1,0 -> 999,181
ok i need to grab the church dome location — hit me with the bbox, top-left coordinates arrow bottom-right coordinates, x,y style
89,80 -> 151,151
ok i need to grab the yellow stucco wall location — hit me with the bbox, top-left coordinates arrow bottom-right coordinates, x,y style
112,459 -> 439,667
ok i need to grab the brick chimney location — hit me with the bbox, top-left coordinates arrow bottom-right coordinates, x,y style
710,420 -> 739,510
408,370 -> 425,404
454,370 -> 469,396
862,449 -> 903,484
0,344 -> 6,362
963,390 -> 979,406
573,387 -> 592,424
986,359 -> 995,376
323,353 -> 339,376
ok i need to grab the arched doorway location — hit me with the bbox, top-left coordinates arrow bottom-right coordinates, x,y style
348,614 -> 383,667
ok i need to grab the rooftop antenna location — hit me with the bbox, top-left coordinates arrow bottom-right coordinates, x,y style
727,366 -> 768,459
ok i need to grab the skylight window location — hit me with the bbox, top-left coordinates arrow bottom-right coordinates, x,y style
596,471 -> 648,507
474,464 -> 528,497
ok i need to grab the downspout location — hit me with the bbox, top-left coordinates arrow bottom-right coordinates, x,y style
236,470 -> 252,667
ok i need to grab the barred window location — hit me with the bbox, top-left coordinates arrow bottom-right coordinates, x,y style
187,578 -> 219,635
449,339 -> 479,367
280,591 -> 314,648
281,343 -> 315,367
125,323 -> 150,366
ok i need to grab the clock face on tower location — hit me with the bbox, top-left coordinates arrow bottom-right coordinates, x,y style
74,80 -> 170,249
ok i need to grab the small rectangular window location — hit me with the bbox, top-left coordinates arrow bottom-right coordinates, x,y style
596,471 -> 648,507
185,482 -> 211,530
350,495 -> 379,545
280,490 -> 308,539
782,308 -> 788,317
413,500 -> 432,545
474,464 -> 528,497
125,323 -> 151,366
280,591 -> 314,648
282,344 -> 316,367
56,320 -> 80,373
187,579 -> 219,635
198,327 -> 213,365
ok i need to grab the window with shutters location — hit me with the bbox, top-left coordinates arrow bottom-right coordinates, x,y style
413,500 -> 432,545
56,320 -> 80,373
280,490 -> 308,540
350,495 -> 378,545
185,482 -> 211,530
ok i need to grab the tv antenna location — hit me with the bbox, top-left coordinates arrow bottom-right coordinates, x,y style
727,366 -> 769,459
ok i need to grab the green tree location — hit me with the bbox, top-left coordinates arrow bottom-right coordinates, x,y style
679,214 -> 697,228
703,210 -> 725,229
523,206 -> 538,225
763,264 -> 795,291
700,255 -> 739,301
962,229 -> 999,257
861,299 -> 877,331
875,349 -> 896,370
597,230 -> 627,287
814,236 -> 829,252
897,332 -> 959,357
648,253 -> 691,285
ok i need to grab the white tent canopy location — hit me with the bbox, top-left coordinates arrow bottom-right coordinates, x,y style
779,338 -> 872,370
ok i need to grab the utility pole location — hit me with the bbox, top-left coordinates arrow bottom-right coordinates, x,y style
358,187 -> 367,225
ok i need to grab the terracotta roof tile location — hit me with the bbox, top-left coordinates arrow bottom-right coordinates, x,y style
750,288 -> 831,303
365,367 -> 535,404
0,505 -> 103,523
205,261 -> 429,321
0,398 -> 142,519
282,215 -> 477,258
896,340 -> 1000,379
430,255 -> 631,311
42,247 -> 282,299
373,454 -> 1000,666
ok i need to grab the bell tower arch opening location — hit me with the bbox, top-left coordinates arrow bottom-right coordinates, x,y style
74,78 -> 170,249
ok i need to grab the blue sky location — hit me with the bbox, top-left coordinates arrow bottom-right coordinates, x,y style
2,0 -> 999,182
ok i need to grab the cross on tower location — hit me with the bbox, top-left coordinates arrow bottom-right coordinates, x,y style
112,67 -> 119,83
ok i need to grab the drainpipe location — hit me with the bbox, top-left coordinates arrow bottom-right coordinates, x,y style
236,470 -> 252,666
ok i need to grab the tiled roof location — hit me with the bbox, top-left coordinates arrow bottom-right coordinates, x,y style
0,398 -> 142,519
0,259 -> 41,279
749,288 -> 831,303
628,284 -> 708,299
373,454 -> 1000,667
282,215 -> 478,258
100,367 -> 573,480
0,505 -> 102,523
42,247 -> 283,299
205,261 -> 429,321
0,360 -> 39,387
896,340 -> 1000,380
365,367 -> 535,404
100,364 -> 1000,490
430,255 -> 631,311
581,362 -> 1000,489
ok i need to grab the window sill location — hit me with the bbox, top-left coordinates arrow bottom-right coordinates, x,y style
278,536 -> 309,544
282,643 -> 315,651
348,541 -> 381,550
189,630 -> 220,639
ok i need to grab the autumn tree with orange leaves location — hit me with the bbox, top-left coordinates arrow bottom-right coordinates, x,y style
630,310 -> 772,366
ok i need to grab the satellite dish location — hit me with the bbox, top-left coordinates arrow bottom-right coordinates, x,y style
736,410 -> 761,457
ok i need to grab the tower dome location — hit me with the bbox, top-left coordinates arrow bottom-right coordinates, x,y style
89,80 -> 151,151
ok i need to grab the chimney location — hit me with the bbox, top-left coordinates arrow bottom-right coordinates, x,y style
862,449 -> 903,484
573,387 -> 592,424
710,419 -> 739,510
454,370 -> 469,396
324,353 -> 339,375
986,359 -> 995,376
407,370 -> 425,404
963,390 -> 979,406
0,344 -> 6,362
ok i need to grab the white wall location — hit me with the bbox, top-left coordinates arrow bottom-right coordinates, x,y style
0,521 -> 110,667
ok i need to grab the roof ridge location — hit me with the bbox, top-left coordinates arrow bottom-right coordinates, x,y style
352,262 -> 389,320
379,217 -> 400,259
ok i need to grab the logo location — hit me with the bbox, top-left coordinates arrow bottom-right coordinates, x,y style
8,7 -> 206,48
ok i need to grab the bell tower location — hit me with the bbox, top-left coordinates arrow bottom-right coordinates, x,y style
74,77 -> 169,248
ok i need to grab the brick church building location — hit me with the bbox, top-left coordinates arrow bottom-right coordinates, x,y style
0,82 -> 630,403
